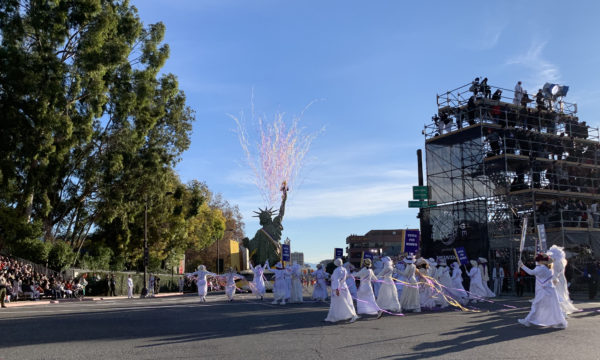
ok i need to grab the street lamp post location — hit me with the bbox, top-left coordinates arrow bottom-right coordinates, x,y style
141,192 -> 173,298
141,196 -> 149,298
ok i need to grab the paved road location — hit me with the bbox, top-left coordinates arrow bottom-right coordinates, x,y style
1,293 -> 599,360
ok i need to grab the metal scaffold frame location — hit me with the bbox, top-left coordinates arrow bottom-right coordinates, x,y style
421,80 -> 600,271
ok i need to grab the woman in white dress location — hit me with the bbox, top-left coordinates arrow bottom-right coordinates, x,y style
352,258 -> 379,316
325,258 -> 359,323
224,267 -> 243,301
399,255 -> 420,312
376,256 -> 402,317
250,262 -> 266,300
546,245 -> 579,315
518,254 -> 567,329
435,260 -> 452,308
343,262 -> 358,299
416,258 -> 437,310
290,263 -> 304,303
467,260 -> 488,302
478,257 -> 495,298
266,262 -> 288,305
372,257 -> 383,297
394,261 -> 406,299
312,264 -> 329,301
186,265 -> 216,302
449,262 -> 468,305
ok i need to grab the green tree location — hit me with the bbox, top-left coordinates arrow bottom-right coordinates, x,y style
0,1 -> 193,260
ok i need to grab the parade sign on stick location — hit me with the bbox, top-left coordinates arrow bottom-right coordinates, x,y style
282,244 -> 291,262
403,230 -> 420,254
519,216 -> 528,260
334,248 -> 343,259
537,224 -> 547,252
453,247 -> 469,265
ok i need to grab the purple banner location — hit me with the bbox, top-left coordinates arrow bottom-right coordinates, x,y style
404,230 -> 420,254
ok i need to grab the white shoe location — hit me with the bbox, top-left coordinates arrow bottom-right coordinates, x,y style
349,316 -> 359,323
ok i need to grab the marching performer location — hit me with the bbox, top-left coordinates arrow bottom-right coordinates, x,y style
436,260 -> 452,308
344,261 -> 358,299
290,263 -> 304,303
547,245 -> 580,315
312,264 -> 329,301
325,258 -> 359,323
250,261 -> 267,300
224,267 -> 243,301
478,257 -> 496,298
450,262 -> 468,305
267,262 -> 288,305
352,258 -> 379,316
467,260 -> 488,302
187,265 -> 216,302
517,254 -> 567,329
416,258 -> 437,310
375,256 -> 402,318
399,255 -> 420,312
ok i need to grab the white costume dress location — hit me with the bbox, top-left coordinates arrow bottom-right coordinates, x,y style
399,263 -> 420,312
250,264 -> 266,299
478,264 -> 495,298
518,264 -> 567,329
436,265 -> 452,308
188,269 -> 216,301
467,266 -> 488,301
394,263 -> 406,298
290,264 -> 303,303
224,271 -> 242,300
267,263 -> 288,304
376,259 -> 401,312
284,268 -> 292,301
344,263 -> 358,299
449,263 -> 468,305
312,268 -> 329,301
547,246 -> 579,315
325,265 -> 358,322
353,267 -> 379,315
372,259 -> 383,297
127,277 -> 134,299
418,267 -> 437,309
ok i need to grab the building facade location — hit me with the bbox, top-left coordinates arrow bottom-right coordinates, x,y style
291,252 -> 304,265
346,229 -> 413,267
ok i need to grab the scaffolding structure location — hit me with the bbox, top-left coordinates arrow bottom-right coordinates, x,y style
420,80 -> 600,273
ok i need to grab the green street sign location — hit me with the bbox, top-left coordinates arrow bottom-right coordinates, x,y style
408,200 -> 437,208
413,186 -> 429,200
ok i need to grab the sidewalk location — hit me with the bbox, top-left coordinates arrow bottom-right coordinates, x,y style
3,291 -> 188,308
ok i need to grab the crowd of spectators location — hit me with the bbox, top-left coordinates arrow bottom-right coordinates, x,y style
0,254 -> 85,305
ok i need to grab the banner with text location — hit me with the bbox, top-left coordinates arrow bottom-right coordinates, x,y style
453,246 -> 469,265
334,248 -> 343,259
537,224 -> 547,252
282,244 -> 291,262
403,230 -> 420,254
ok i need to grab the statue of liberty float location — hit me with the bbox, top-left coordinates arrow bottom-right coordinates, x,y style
243,181 -> 288,266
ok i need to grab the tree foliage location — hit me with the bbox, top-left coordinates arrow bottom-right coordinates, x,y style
0,1 -> 243,270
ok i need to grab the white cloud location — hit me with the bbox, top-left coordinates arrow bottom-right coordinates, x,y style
506,41 -> 561,88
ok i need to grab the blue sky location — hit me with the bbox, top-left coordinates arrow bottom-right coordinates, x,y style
133,0 -> 600,263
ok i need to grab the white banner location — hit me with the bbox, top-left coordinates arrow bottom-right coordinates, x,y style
537,224 -> 547,252
519,216 -> 528,254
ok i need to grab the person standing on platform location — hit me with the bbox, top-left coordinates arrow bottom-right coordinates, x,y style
514,81 -> 523,105
311,264 -> 329,301
517,254 -> 567,329
127,275 -> 134,299
325,258 -> 359,323
352,258 -> 379,317
376,256 -> 402,318
400,255 -> 420,313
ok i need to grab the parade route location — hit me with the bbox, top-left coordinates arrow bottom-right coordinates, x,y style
1,293 -> 599,360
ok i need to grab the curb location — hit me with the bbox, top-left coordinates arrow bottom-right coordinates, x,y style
3,292 -> 187,308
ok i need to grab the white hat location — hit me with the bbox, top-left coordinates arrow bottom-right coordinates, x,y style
470,260 -> 478,267
478,257 -> 488,264
404,255 -> 415,264
428,257 -> 437,266
334,258 -> 343,267
197,265 -> 206,271
275,262 -> 283,269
